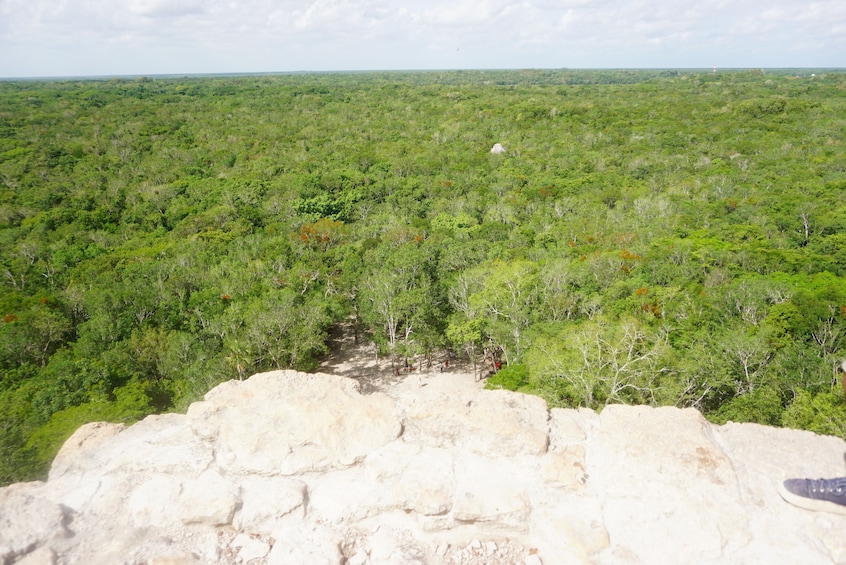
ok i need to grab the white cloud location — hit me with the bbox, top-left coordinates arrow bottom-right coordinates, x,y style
129,0 -> 206,18
420,1 -> 512,27
0,0 -> 842,76
288,0 -> 394,36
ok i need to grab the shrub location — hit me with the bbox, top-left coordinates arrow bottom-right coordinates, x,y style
485,363 -> 529,392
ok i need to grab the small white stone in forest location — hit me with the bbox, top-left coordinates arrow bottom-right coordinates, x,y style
490,143 -> 506,154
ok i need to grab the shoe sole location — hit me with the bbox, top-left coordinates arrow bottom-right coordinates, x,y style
778,481 -> 846,515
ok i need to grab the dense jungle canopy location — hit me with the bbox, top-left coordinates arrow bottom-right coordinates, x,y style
2,69 -> 846,484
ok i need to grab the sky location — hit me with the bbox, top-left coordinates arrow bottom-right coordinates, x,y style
0,0 -> 844,78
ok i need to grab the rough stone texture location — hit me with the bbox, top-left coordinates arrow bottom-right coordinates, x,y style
4,369 -> 846,564
186,371 -> 402,475
49,421 -> 125,480
402,389 -> 549,457
232,476 -> 306,533
0,483 -> 68,564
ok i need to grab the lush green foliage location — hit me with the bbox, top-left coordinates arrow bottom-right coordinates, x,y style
2,69 -> 846,484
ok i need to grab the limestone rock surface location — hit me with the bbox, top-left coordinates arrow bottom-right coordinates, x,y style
3,369 -> 846,565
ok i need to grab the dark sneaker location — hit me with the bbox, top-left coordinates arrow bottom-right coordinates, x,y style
779,477 -> 846,514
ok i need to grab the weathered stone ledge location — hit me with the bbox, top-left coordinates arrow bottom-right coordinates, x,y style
3,370 -> 846,564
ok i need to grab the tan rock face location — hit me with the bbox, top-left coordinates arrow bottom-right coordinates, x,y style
4,370 -> 846,565
49,421 -> 125,480
403,389 -> 549,457
0,483 -> 69,564
187,371 -> 402,475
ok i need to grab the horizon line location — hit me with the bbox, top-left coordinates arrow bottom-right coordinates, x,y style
2,66 -> 844,82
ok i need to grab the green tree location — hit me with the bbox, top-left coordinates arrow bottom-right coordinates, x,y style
525,317 -> 672,408
468,260 -> 539,364
359,240 -> 437,366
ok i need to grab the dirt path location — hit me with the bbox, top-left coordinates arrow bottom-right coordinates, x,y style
317,324 -> 484,399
